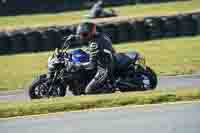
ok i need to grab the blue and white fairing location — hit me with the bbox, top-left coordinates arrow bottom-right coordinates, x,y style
69,49 -> 90,63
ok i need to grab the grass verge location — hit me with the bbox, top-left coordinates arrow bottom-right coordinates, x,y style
0,0 -> 199,30
1,35 -> 200,91
0,88 -> 200,118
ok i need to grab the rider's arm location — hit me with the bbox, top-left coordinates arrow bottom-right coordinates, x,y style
75,42 -> 99,70
63,34 -> 81,48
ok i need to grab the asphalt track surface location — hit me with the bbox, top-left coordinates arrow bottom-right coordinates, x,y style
0,101 -> 200,133
0,74 -> 200,102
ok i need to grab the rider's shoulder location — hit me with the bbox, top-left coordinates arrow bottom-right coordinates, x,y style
94,32 -> 107,40
91,32 -> 110,44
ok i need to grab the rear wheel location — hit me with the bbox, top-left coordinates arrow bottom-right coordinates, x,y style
134,65 -> 157,90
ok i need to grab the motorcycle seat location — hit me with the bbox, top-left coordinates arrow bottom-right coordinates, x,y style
114,53 -> 132,70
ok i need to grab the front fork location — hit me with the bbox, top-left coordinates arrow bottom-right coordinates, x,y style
46,71 -> 59,97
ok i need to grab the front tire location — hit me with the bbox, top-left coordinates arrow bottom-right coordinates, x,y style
28,74 -> 66,99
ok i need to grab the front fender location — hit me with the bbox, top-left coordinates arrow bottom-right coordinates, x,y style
38,74 -> 47,80
31,74 -> 47,84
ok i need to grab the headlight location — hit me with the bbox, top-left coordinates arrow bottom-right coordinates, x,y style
48,56 -> 60,68
48,56 -> 65,67
48,56 -> 55,69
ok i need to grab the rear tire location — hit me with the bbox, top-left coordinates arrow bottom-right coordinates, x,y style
136,66 -> 157,90
144,66 -> 157,89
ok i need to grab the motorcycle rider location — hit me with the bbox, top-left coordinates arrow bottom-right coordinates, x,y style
89,0 -> 116,18
90,0 -> 104,18
65,22 -> 116,94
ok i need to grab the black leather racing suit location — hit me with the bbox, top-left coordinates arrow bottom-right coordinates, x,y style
70,33 -> 116,94
85,33 -> 115,94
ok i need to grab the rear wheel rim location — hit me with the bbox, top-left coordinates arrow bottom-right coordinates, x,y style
141,75 -> 151,89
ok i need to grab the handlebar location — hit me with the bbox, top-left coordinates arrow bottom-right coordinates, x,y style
52,36 -> 72,59
62,37 -> 71,50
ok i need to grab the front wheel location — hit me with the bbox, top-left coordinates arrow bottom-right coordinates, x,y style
28,74 -> 66,99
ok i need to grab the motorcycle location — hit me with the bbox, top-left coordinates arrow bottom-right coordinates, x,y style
28,40 -> 157,99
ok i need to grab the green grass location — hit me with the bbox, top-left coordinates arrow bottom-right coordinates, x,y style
0,0 -> 199,30
115,36 -> 200,76
0,88 -> 200,118
0,36 -> 200,91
